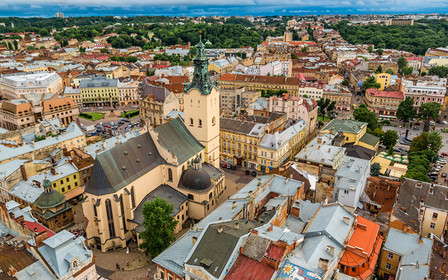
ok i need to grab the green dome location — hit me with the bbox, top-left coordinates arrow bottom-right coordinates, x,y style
35,179 -> 65,209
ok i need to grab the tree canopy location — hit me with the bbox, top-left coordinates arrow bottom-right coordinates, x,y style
317,98 -> 336,119
333,19 -> 448,55
396,97 -> 417,123
138,197 -> 178,257
418,102 -> 442,132
428,66 -> 448,78
353,104 -> 381,131
381,130 -> 399,148
362,76 -> 381,92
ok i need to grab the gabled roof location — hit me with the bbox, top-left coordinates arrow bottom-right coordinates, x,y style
154,117 -> 204,164
85,132 -> 166,196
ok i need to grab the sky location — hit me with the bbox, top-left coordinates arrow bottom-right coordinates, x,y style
0,0 -> 447,17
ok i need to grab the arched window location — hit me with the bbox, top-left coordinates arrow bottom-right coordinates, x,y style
105,199 -> 115,237
199,119 -> 202,127
92,199 -> 98,217
120,195 -> 127,233
190,118 -> 193,126
131,186 -> 135,209
212,117 -> 216,126
168,168 -> 173,182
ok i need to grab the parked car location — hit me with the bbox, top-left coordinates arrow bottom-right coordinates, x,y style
442,121 -> 448,125
251,171 -> 257,177
441,153 -> 448,157
221,163 -> 227,168
440,160 -> 447,165
442,173 -> 447,178
245,170 -> 250,175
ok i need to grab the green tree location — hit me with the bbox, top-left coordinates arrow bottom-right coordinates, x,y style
100,48 -> 109,54
402,66 -> 414,75
316,98 -> 336,120
368,45 -> 373,53
418,102 -> 442,132
370,162 -> 381,176
372,128 -> 385,138
398,57 -> 408,74
376,48 -> 383,55
396,97 -> 417,125
39,27 -> 49,36
342,79 -> 349,87
375,65 -> 383,74
428,66 -> 448,78
353,104 -> 381,131
13,40 -> 18,50
138,198 -> 178,257
362,76 -> 381,92
410,132 -> 430,153
7,42 -> 13,50
385,69 -> 394,75
291,53 -> 297,59
428,131 -> 443,154
381,130 -> 399,148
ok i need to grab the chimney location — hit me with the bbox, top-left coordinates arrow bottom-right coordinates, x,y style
326,245 -> 335,257
268,225 -> 273,232
342,216 -> 350,225
232,201 -> 237,209
218,226 -> 223,233
51,168 -> 56,175
234,223 -> 239,230
257,178 -> 262,187
192,236 -> 198,245
403,224 -> 408,234
20,164 -> 27,181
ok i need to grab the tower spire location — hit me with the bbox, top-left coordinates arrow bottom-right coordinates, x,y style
184,33 -> 214,95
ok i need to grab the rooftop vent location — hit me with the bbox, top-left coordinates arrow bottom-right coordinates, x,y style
124,151 -> 128,155
122,166 -> 126,170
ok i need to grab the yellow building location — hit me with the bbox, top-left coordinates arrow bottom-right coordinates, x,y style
258,119 -> 307,173
375,73 -> 391,90
220,118 -> 264,169
218,74 -> 318,97
378,228 -> 431,279
365,88 -> 404,117
79,77 -> 119,107
320,119 -> 379,151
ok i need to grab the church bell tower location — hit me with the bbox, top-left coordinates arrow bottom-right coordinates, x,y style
183,36 -> 220,168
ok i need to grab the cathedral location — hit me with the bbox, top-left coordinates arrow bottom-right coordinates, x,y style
82,39 -> 224,252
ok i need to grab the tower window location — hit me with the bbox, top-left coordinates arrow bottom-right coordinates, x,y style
199,119 -> 202,127
168,168 -> 173,182
190,118 -> 193,126
212,117 -> 216,126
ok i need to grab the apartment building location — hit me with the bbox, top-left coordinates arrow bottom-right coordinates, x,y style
117,79 -> 140,105
258,119 -> 307,173
139,83 -> 180,127
218,74 -> 325,98
365,88 -> 404,116
322,85 -> 352,111
219,88 -> 260,117
79,77 -> 119,107
220,118 -> 265,169
401,77 -> 446,107
0,72 -> 63,100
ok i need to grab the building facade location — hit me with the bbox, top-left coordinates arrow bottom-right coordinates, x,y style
0,72 -> 63,100
365,88 -> 404,116
79,77 -> 119,107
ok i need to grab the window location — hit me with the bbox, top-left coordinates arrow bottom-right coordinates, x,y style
62,188 -> 65,193
386,263 -> 391,270
66,177 -> 69,182
190,118 -> 193,126
388,253 -> 393,259
188,194 -> 194,200
343,190 -> 349,194
105,199 -> 115,237
131,186 -> 135,209
168,168 -> 173,182
75,182 -> 78,187
120,195 -> 127,233
433,213 -> 438,220
212,116 -> 216,126
430,222 -> 436,229
199,119 -> 202,127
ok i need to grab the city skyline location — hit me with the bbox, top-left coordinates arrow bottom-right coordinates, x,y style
0,0 -> 447,17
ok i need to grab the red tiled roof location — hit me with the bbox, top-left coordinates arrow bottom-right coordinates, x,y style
266,244 -> 285,260
366,88 -> 404,99
405,57 -> 422,61
24,221 -> 55,238
224,255 -> 275,280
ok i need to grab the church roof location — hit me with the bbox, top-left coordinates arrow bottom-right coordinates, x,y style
154,117 -> 204,164
85,132 -> 166,196
184,38 -> 216,95
85,117 -> 203,196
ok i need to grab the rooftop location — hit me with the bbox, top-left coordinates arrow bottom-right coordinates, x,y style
322,119 -> 366,135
